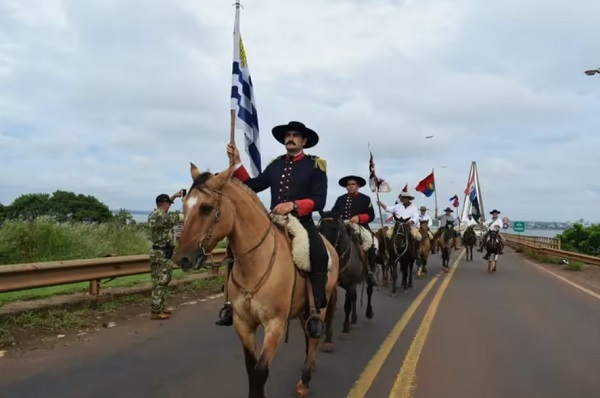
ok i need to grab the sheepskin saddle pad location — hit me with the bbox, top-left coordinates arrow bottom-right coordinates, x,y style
344,221 -> 375,252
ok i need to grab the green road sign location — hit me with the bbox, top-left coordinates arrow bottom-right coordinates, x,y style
513,221 -> 525,233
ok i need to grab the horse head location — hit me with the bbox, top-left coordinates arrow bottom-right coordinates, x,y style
174,163 -> 238,271
318,211 -> 346,248
485,230 -> 501,253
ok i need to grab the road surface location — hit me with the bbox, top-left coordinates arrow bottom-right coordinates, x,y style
1,248 -> 599,398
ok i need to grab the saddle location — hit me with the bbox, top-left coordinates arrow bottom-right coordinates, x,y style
344,221 -> 375,252
270,214 -> 331,273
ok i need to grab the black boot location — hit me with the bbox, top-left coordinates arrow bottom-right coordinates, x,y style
215,302 -> 233,326
366,247 -> 379,286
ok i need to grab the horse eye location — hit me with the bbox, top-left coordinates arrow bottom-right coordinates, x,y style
199,204 -> 213,215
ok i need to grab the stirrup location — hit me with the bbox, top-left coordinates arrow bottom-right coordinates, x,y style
304,312 -> 325,339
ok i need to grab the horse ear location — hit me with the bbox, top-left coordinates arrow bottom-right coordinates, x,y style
190,162 -> 200,180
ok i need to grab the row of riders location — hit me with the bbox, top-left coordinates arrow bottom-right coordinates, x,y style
167,121 -> 506,398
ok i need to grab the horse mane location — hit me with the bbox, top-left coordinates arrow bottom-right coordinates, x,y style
190,171 -> 269,216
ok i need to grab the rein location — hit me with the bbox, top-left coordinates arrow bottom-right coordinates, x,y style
319,218 -> 351,273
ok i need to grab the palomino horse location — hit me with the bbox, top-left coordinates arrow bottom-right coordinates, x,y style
174,164 -> 340,398
484,230 -> 502,273
374,227 -> 390,285
462,226 -> 477,262
417,221 -> 431,276
438,221 -> 454,271
387,218 -> 417,296
318,212 -> 374,340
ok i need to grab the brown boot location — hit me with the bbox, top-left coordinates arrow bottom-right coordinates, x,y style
150,312 -> 171,320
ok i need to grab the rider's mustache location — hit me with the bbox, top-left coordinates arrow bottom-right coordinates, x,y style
285,140 -> 296,145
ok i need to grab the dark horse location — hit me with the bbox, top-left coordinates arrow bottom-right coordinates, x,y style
374,226 -> 390,285
462,226 -> 477,261
483,229 -> 502,273
318,212 -> 374,344
438,221 -> 454,271
387,218 -> 417,296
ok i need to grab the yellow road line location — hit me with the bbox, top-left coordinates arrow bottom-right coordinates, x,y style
345,275 -> 439,398
389,250 -> 465,398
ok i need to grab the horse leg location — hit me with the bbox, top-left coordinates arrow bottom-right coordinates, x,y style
351,292 -> 358,326
408,260 -> 414,288
322,288 -> 337,353
401,260 -> 408,292
234,321 -> 260,398
251,320 -> 285,398
297,332 -> 320,398
366,284 -> 374,319
390,259 -> 399,297
342,288 -> 353,335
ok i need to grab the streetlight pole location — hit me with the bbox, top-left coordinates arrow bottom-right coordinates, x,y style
584,67 -> 600,76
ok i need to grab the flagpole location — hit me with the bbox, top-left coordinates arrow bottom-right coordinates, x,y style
432,168 -> 438,214
461,163 -> 473,222
474,162 -> 486,223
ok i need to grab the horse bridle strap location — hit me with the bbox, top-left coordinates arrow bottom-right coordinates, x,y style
230,227 -> 278,310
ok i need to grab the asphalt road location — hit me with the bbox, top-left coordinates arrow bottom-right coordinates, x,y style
1,247 -> 599,398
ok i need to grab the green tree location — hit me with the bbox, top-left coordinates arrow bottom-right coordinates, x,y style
0,203 -> 5,224
4,193 -> 51,221
112,208 -> 136,227
558,223 -> 600,256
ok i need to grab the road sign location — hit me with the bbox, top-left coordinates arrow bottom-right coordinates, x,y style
502,216 -> 509,224
503,223 -> 509,230
513,221 -> 525,233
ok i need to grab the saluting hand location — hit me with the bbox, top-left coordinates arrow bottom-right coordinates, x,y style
273,202 -> 294,215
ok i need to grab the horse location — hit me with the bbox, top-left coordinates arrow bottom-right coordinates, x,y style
374,227 -> 390,285
387,218 -> 417,296
417,221 -> 431,276
173,164 -> 340,398
483,229 -> 502,273
462,225 -> 477,262
318,212 -> 374,342
438,222 -> 454,271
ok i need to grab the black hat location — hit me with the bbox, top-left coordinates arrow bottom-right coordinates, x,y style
339,175 -> 366,188
155,194 -> 173,204
490,209 -> 501,214
272,121 -> 319,149
444,207 -> 453,212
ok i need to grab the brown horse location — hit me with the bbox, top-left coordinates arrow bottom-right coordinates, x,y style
462,226 -> 477,261
438,222 -> 454,271
173,164 -> 340,398
374,226 -> 391,285
417,222 -> 431,276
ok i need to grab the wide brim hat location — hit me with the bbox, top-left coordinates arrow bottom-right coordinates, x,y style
272,121 -> 319,149
443,207 -> 454,212
398,191 -> 415,200
419,206 -> 428,211
490,209 -> 501,214
339,175 -> 366,188
155,193 -> 173,204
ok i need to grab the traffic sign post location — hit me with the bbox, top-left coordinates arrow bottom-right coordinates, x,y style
513,221 -> 525,233
503,223 -> 509,230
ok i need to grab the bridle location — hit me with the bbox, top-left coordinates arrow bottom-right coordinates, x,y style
318,217 -> 352,272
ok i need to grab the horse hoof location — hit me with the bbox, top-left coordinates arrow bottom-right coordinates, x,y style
390,292 -> 397,298
366,309 -> 374,319
296,381 -> 310,398
340,331 -> 350,339
322,342 -> 334,353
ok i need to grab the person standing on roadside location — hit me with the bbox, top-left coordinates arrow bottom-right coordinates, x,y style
148,190 -> 184,320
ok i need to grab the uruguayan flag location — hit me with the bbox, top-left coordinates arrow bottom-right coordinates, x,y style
230,7 -> 261,176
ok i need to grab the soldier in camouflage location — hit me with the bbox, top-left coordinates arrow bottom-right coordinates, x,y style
148,191 -> 184,320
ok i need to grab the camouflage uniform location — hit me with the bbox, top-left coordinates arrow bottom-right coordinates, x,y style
148,209 -> 181,313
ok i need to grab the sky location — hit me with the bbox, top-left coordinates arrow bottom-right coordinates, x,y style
1,0 -> 599,223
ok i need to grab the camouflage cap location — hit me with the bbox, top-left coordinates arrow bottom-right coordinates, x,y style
155,194 -> 173,204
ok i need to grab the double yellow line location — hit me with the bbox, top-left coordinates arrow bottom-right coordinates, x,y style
346,250 -> 465,398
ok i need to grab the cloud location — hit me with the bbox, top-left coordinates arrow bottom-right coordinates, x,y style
0,0 -> 599,223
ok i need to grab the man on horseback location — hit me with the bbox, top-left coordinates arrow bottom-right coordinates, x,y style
418,206 -> 436,253
478,209 -> 505,257
376,191 -> 422,257
330,175 -> 378,286
217,121 -> 329,330
434,207 -> 459,250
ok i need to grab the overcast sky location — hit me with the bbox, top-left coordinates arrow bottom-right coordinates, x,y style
1,0 -> 599,223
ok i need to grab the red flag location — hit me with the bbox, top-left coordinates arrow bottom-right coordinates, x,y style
402,183 -> 408,192
415,172 -> 435,197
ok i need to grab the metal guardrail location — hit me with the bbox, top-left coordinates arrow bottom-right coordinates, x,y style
0,249 -> 227,295
504,233 -> 561,250
505,235 -> 600,267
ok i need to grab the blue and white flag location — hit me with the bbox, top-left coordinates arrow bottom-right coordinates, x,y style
230,7 -> 261,176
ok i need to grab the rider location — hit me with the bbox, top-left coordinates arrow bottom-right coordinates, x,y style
461,213 -> 478,228
376,191 -> 422,257
478,209 -> 505,257
218,121 -> 329,334
417,206 -> 436,253
330,175 -> 378,287
434,207 -> 459,250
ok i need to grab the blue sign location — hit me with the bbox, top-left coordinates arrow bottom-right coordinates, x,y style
503,223 -> 509,230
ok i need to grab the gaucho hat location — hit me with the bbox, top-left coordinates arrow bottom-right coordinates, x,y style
272,121 -> 319,149
339,175 -> 366,188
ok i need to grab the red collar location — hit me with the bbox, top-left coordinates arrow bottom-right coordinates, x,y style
286,152 -> 305,162
348,192 -> 359,197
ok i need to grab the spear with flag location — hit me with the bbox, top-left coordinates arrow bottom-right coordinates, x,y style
368,144 -> 391,229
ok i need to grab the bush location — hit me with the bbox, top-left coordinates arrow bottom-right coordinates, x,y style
0,217 -> 151,265
557,223 -> 600,256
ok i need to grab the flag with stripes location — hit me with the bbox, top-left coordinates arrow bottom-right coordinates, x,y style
368,148 -> 391,193
230,7 -> 261,176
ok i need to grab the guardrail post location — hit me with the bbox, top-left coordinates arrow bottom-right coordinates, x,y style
557,239 -> 561,251
89,279 -> 100,295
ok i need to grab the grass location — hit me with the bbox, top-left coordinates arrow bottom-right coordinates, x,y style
510,244 -> 583,271
0,274 -> 224,348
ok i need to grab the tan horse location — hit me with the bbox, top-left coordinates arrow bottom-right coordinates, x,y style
417,222 -> 431,276
173,164 -> 339,398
